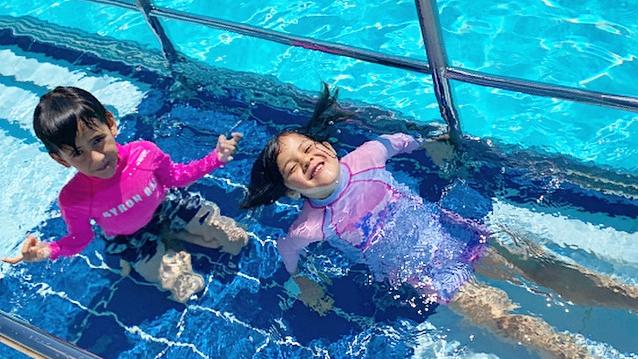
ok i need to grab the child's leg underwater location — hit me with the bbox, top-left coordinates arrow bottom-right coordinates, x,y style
473,247 -> 526,284
449,280 -> 591,359
488,229 -> 638,312
132,242 -> 205,303
176,201 -> 248,255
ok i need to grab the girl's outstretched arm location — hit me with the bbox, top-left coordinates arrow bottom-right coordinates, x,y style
345,133 -> 421,172
375,133 -> 421,161
277,204 -> 325,273
278,207 -> 333,314
278,234 -> 314,274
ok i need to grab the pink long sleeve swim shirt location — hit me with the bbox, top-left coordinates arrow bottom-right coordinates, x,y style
48,141 -> 224,260
277,133 -> 421,273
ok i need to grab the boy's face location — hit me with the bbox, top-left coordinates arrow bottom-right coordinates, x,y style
276,132 -> 340,199
51,115 -> 119,179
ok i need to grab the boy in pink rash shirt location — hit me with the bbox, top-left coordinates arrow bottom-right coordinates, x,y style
2,86 -> 248,303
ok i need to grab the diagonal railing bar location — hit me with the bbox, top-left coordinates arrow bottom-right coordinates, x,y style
446,67 -> 638,113
151,7 -> 433,75
82,0 -> 638,115
86,0 -> 432,75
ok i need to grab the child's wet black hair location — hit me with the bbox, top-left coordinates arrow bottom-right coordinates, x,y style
33,86 -> 110,154
241,82 -> 350,209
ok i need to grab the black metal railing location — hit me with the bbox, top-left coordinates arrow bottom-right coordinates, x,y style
86,0 -> 638,138
415,0 -> 461,142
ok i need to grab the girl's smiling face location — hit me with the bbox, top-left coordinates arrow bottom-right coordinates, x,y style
276,132 -> 341,199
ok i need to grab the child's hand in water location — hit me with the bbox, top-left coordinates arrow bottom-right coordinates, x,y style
2,235 -> 51,264
216,132 -> 243,162
290,275 -> 334,316
419,133 -> 454,167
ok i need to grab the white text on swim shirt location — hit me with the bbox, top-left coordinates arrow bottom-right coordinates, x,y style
102,177 -> 158,218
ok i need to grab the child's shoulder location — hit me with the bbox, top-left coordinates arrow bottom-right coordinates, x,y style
121,140 -> 166,165
124,140 -> 161,152
59,174 -> 91,207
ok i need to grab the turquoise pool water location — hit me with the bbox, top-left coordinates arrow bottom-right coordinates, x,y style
0,1 -> 637,359
0,0 -> 636,172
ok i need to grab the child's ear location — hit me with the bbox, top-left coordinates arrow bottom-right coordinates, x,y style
49,153 -> 70,168
321,141 -> 337,157
106,112 -> 118,137
286,190 -> 301,200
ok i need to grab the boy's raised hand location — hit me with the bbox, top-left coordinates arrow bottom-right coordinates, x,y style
216,132 -> 243,163
2,235 -> 51,264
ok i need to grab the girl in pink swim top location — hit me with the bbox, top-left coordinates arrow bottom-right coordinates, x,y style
245,126 -> 486,304
276,132 -> 487,303
241,84 -> 638,358
2,86 -> 248,302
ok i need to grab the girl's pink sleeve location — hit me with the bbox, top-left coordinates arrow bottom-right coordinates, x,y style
151,143 -> 225,188
277,235 -> 305,274
376,133 -> 420,160
347,133 -> 420,169
277,207 -> 325,273
48,198 -> 94,260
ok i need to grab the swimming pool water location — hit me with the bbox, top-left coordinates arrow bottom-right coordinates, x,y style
0,3 -> 637,359
0,0 -> 636,171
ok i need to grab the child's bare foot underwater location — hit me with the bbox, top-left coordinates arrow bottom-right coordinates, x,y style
177,201 -> 249,256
